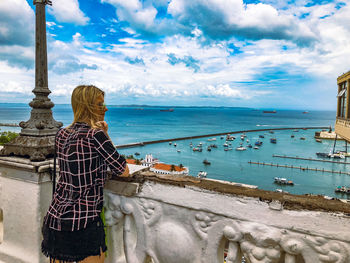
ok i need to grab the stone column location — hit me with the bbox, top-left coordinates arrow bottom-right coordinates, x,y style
0,0 -> 62,162
0,1 -> 61,262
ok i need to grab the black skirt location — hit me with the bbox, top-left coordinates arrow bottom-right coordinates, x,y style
41,217 -> 107,263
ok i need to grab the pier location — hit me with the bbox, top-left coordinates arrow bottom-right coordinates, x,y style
115,126 -> 328,149
272,154 -> 350,165
248,161 -> 350,175
0,123 -> 19,127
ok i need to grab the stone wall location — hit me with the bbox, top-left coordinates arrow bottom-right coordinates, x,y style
104,172 -> 350,263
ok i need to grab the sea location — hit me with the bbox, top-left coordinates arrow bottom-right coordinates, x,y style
1,103 -> 349,199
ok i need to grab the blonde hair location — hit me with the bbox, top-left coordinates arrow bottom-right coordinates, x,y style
70,85 -> 105,128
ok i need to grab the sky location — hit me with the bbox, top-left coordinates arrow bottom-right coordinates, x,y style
0,0 -> 349,109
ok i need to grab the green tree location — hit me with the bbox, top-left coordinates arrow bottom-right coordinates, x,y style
170,164 -> 176,172
0,131 -> 19,146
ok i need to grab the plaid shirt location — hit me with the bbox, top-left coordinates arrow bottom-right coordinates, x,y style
44,122 -> 126,231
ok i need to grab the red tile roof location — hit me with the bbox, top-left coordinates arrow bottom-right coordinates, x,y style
152,163 -> 186,172
126,159 -> 137,164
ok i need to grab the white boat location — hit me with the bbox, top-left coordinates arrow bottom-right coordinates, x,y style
177,150 -> 181,152
174,143 -> 177,147
207,138 -> 216,141
226,134 -> 235,141
254,146 -> 259,149
169,142 -> 172,145
236,146 -> 246,151
274,177 -> 294,185
223,143 -> 229,147
275,189 -> 289,193
246,139 -> 249,143
197,171 -> 207,178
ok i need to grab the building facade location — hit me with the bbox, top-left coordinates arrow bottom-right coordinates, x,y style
335,70 -> 350,142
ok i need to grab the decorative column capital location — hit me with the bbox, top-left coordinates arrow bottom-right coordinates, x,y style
33,0 -> 52,5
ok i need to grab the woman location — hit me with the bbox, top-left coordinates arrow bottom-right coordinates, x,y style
42,85 -> 130,263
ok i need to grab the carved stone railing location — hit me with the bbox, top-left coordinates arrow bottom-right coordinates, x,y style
104,172 -> 350,263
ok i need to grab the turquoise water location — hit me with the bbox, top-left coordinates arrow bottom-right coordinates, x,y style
1,103 -> 349,198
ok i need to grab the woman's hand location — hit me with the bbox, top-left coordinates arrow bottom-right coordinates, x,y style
96,121 -> 108,133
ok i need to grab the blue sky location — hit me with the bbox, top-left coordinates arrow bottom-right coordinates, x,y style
0,0 -> 349,109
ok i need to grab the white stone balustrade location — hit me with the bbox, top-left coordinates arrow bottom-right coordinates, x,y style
0,160 -> 350,263
104,172 -> 350,263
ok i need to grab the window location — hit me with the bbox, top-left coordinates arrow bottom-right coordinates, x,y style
338,82 -> 347,118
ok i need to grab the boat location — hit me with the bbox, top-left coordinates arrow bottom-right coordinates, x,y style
247,144 -> 252,148
220,136 -> 224,139
246,139 -> 249,143
223,143 -> 229,147
274,177 -> 294,186
177,150 -> 181,153
197,171 -> 207,178
335,186 -> 350,194
269,130 -> 274,134
275,189 -> 289,193
315,139 -> 322,143
255,140 -> 263,146
203,159 -> 211,165
207,137 -> 216,141
169,142 -> 172,145
207,147 -> 211,151
263,110 -> 277,113
226,135 -> 235,141
270,138 -> 277,144
291,135 -> 295,138
135,152 -> 140,156
160,108 -> 174,112
302,111 -> 309,114
224,148 -> 233,151
259,135 -> 265,138
174,143 -> 177,147
330,153 -> 345,159
236,146 -> 246,151
300,137 -> 306,140
293,129 -> 299,132
210,144 -> 218,148
253,146 -> 259,149
316,152 -> 330,158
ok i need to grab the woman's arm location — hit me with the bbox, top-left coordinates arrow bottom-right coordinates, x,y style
93,129 -> 131,177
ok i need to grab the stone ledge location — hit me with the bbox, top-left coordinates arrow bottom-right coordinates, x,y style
109,171 -> 350,214
105,180 -> 139,197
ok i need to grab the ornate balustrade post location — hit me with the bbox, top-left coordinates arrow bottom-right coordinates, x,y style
0,1 -> 62,262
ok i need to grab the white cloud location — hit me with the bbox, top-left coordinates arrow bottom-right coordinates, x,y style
49,0 -> 89,25
0,0 -> 34,46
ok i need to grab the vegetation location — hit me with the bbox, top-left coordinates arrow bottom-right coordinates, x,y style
0,131 -> 19,146
170,164 -> 176,172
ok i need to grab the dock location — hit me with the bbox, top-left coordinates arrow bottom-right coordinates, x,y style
272,154 -> 350,165
0,123 -> 20,127
248,161 -> 350,175
115,126 -> 329,149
